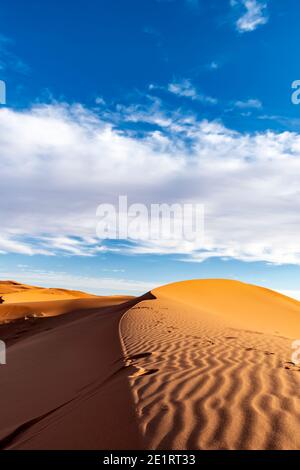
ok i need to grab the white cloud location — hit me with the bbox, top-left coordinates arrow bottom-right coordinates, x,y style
2,102 -> 300,265
167,79 -> 218,104
234,98 -> 262,109
0,268 -> 156,295
208,61 -> 219,70
95,96 -> 106,106
232,0 -> 268,33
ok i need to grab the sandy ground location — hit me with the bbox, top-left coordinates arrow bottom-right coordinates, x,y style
0,294 -> 146,449
1,278 -> 300,449
120,280 -> 300,450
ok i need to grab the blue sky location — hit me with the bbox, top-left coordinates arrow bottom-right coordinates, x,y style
1,0 -> 300,297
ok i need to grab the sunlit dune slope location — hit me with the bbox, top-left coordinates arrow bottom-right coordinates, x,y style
121,279 -> 300,450
0,280 -> 134,323
0,280 -> 97,303
153,279 -> 300,338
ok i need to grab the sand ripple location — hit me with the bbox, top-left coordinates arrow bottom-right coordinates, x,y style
121,284 -> 300,450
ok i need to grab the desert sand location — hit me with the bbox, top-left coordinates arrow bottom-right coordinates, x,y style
1,278 -> 300,449
122,280 -> 300,450
0,286 -> 146,449
0,280 -> 100,303
0,280 -> 133,323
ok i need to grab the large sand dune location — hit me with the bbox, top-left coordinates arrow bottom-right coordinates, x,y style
1,279 -> 300,449
121,280 -> 300,450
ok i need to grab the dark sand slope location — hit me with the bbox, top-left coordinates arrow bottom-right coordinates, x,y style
121,280 -> 300,450
0,295 -> 151,450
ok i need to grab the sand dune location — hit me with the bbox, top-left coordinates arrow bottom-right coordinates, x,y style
0,280 -> 133,324
1,278 -> 300,449
0,294 -> 147,449
121,280 -> 300,450
0,280 -> 97,303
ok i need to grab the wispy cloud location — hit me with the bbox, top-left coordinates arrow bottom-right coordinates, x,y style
234,98 -> 262,109
0,268 -> 156,295
95,96 -> 106,106
167,79 -> 218,104
0,34 -> 29,75
208,61 -> 220,70
143,26 -> 161,37
231,0 -> 269,33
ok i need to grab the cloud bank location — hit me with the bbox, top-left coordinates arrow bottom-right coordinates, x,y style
1,102 -> 300,265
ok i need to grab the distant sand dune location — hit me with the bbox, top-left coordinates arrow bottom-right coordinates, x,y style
0,280 -> 98,304
0,280 -> 134,323
120,280 -> 300,450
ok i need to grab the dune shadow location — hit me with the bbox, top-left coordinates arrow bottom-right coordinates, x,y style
0,292 -> 155,449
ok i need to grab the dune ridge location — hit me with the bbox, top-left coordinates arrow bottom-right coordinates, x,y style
120,280 -> 300,450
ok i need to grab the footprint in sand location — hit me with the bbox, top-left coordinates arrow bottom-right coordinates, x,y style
283,361 -> 300,371
125,352 -> 158,378
129,368 -> 158,378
